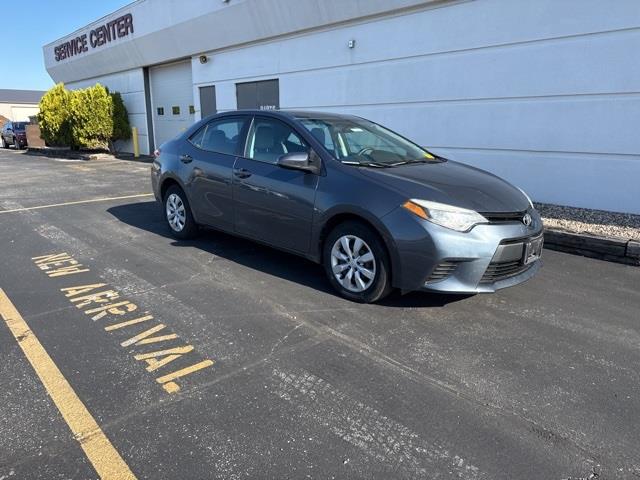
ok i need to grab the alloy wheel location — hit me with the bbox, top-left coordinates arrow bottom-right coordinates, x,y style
330,235 -> 376,292
166,193 -> 186,232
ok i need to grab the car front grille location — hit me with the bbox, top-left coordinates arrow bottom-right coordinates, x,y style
426,261 -> 459,283
480,260 -> 531,283
481,211 -> 527,224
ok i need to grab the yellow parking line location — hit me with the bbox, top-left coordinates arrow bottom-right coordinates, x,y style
0,289 -> 137,480
0,193 -> 153,214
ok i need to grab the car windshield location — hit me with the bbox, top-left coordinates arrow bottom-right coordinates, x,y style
298,117 -> 442,166
13,122 -> 28,130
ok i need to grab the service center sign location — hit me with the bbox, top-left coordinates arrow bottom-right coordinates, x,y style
54,13 -> 134,62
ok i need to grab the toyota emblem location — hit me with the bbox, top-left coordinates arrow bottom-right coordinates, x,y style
523,213 -> 533,226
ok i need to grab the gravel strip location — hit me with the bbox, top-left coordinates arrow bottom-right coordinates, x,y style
535,203 -> 640,241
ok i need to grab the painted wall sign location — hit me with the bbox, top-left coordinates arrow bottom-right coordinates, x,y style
54,13 -> 134,62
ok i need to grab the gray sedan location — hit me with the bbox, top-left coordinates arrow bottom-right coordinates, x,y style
151,110 -> 543,303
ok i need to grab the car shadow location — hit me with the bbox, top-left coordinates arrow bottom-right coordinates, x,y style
107,201 -> 471,308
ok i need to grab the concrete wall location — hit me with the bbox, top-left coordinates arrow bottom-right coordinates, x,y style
66,68 -> 150,154
0,103 -> 39,122
192,0 -> 640,214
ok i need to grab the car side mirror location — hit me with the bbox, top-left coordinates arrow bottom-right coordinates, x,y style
277,151 -> 319,174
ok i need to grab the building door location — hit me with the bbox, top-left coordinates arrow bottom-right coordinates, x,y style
199,86 -> 217,119
149,60 -> 195,147
236,79 -> 279,111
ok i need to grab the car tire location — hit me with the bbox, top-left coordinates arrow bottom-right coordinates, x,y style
323,221 -> 393,303
1,137 -> 7,149
163,185 -> 198,240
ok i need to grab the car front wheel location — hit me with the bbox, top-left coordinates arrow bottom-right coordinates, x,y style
1,137 -> 7,148
164,185 -> 198,240
323,221 -> 392,303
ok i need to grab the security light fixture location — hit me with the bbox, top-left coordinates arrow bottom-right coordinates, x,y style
199,55 -> 208,64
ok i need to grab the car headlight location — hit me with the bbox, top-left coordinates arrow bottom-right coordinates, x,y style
402,199 -> 488,232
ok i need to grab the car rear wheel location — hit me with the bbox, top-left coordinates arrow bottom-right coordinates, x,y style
164,185 -> 198,240
323,221 -> 392,303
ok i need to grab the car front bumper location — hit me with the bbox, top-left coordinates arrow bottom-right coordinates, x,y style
381,207 -> 544,294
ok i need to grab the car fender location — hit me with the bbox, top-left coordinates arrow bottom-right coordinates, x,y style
310,204 -> 402,283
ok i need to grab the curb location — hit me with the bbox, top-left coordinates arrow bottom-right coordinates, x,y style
26,147 -> 115,161
25,147 -> 153,163
544,229 -> 640,266
115,153 -> 154,163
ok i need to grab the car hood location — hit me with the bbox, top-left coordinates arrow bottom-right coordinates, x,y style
359,160 -> 529,213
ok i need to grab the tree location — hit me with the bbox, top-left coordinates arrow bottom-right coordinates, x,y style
38,83 -> 74,147
110,91 -> 131,151
70,84 -> 113,149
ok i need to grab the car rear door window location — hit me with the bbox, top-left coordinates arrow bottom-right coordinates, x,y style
189,118 -> 246,156
188,126 -> 207,148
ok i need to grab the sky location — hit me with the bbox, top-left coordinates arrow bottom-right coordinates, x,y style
0,0 -> 131,91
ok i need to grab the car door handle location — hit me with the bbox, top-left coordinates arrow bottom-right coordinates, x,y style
180,154 -> 193,164
233,168 -> 252,179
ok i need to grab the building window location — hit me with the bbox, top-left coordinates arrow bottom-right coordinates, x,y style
189,105 -> 196,115
172,106 -> 180,115
157,107 -> 164,116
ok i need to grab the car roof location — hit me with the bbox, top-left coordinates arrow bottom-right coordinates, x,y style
215,109 -> 363,122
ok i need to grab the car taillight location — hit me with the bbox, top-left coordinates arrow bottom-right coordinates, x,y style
153,148 -> 161,158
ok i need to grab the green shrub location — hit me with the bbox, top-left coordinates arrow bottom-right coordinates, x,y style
70,84 -> 114,150
38,83 -> 132,150
38,83 -> 74,147
110,91 -> 131,144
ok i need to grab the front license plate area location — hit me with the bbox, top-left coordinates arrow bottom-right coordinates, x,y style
524,235 -> 544,265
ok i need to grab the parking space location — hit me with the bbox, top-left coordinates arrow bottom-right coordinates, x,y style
1,149 -> 639,479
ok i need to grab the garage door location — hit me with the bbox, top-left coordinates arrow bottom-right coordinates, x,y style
236,79 -> 279,110
150,60 -> 195,147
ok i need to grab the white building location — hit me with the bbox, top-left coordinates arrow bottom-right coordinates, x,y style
43,0 -> 640,214
0,89 -> 44,122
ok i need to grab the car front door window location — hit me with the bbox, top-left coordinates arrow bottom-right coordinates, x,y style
245,118 -> 309,164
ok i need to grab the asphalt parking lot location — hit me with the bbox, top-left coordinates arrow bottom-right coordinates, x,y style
0,148 -> 639,480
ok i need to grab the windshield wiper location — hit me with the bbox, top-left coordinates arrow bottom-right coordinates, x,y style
389,158 -> 435,167
340,160 -> 392,168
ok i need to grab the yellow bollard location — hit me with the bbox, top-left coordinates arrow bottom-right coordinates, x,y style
132,127 -> 140,158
